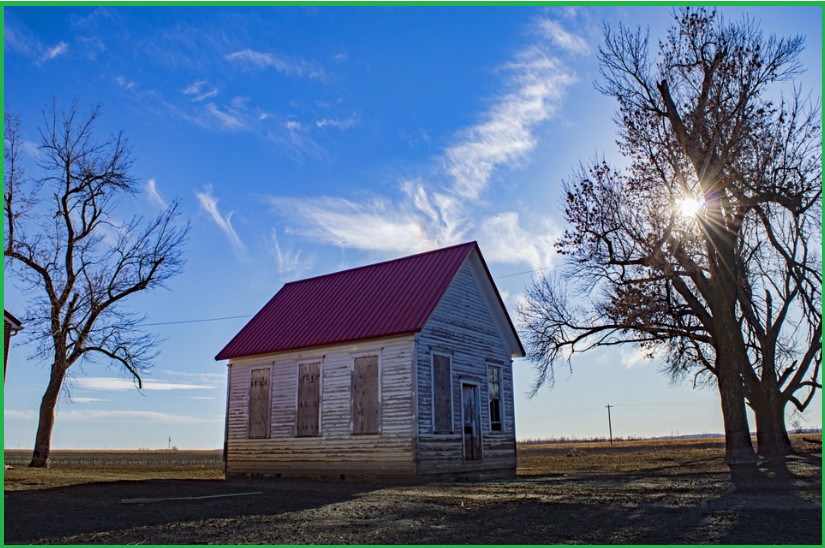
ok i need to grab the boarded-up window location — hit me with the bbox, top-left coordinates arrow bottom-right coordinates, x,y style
433,354 -> 452,433
296,362 -> 321,437
487,365 -> 502,432
248,369 -> 271,439
352,355 -> 379,434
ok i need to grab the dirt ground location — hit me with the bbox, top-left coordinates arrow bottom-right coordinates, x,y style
3,437 -> 821,545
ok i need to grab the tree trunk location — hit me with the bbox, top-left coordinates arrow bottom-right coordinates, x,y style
752,396 -> 793,456
713,309 -> 758,466
29,364 -> 67,468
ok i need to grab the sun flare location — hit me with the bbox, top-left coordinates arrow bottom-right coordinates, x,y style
677,197 -> 704,218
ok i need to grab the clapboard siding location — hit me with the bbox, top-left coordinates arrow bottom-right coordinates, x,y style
415,261 -> 517,476
226,335 -> 416,475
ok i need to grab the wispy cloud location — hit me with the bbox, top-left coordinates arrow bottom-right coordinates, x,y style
4,409 -> 37,420
266,20 -> 575,269
145,178 -> 168,209
74,376 -> 216,392
182,79 -> 219,102
4,19 -> 38,57
538,19 -> 590,54
204,103 -> 246,130
164,371 -> 226,384
57,409 -> 220,424
446,44 -> 576,200
5,17 -> 70,64
195,184 -> 245,255
315,115 -> 358,130
270,192 -> 461,256
6,406 -> 219,424
71,397 -> 108,404
476,212 -> 558,270
620,347 -> 656,368
267,118 -> 325,160
270,229 -> 315,277
41,41 -> 69,63
225,48 -> 324,79
114,75 -> 136,90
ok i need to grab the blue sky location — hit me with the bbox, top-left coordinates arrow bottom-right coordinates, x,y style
3,5 -> 822,449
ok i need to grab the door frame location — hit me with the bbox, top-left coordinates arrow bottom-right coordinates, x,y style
461,381 -> 483,461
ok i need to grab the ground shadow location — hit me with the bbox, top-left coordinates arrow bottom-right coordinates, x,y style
3,450 -> 820,544
3,476 -> 385,544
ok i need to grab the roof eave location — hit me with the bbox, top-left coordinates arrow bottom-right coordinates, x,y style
215,329 -> 423,362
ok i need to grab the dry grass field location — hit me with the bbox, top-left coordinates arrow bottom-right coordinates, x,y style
3,436 -> 821,544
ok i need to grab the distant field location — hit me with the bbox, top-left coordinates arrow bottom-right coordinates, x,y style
4,449 -> 223,469
4,435 -> 820,544
3,434 -> 820,489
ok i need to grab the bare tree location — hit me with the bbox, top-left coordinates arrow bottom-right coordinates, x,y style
4,100 -> 189,467
519,9 -> 821,464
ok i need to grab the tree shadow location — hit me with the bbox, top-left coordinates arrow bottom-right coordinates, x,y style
3,476 -> 387,544
3,453 -> 820,544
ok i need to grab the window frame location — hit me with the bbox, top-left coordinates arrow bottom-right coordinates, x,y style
486,364 -> 504,433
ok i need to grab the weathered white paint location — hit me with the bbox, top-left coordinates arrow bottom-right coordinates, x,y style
223,249 -> 519,480
225,334 -> 416,476
415,256 -> 517,478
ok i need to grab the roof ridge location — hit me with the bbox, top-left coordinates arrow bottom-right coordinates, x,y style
282,241 -> 477,287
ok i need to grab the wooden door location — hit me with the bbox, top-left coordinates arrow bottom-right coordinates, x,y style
297,362 -> 321,436
352,355 -> 379,434
462,383 -> 482,461
248,369 -> 271,438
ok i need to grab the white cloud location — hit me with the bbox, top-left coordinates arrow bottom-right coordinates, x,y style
204,103 -> 246,130
20,139 -> 42,159
225,49 -> 324,79
182,79 -> 219,102
446,45 -> 575,200
316,115 -> 357,130
269,192 -> 464,257
231,96 -> 250,109
538,19 -> 590,54
145,178 -> 168,209
270,229 -> 315,277
195,184 -> 245,255
41,41 -> 69,62
267,118 -> 324,160
71,397 -> 108,404
56,409 -> 220,424
620,347 -> 656,368
73,376 -> 216,392
475,212 -> 558,270
164,371 -> 226,383
4,409 -> 37,420
265,21 -> 575,270
3,20 -> 37,57
115,75 -> 136,90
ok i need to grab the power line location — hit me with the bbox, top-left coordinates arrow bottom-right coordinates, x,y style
493,266 -> 551,280
134,267 -> 556,328
138,314 -> 253,327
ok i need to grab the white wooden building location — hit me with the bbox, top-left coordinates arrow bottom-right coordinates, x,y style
215,242 -> 524,480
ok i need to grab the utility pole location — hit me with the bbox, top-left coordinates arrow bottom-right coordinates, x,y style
605,405 -> 614,444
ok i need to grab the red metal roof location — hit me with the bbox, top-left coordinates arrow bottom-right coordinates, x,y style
216,242 -> 479,360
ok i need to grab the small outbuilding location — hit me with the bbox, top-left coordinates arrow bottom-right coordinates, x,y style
4,310 -> 23,385
215,241 -> 524,480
